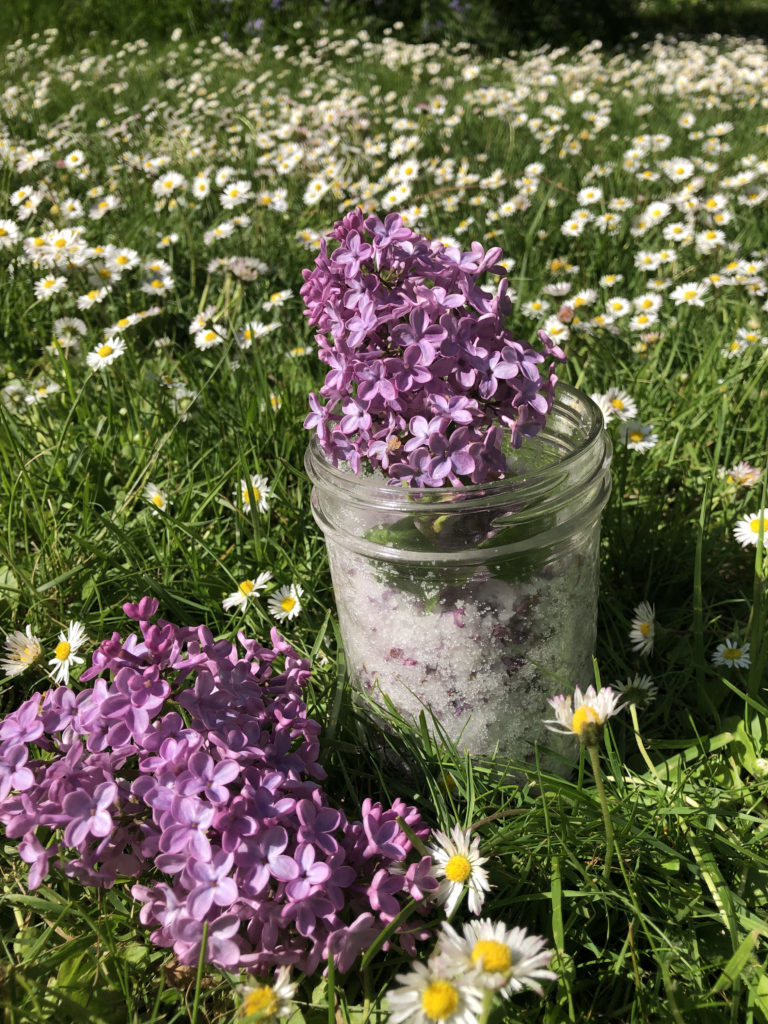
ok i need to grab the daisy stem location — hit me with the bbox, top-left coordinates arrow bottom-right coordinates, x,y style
587,741 -> 615,880
629,703 -> 662,783
479,988 -> 495,1024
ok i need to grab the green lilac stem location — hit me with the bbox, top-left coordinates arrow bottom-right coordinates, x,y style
587,741 -> 615,880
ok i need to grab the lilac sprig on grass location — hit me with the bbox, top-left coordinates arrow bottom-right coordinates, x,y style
0,598 -> 436,975
301,209 -> 565,486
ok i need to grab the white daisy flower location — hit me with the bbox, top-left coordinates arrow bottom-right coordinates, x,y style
733,509 -> 768,548
590,392 -> 615,425
629,311 -> 659,332
140,275 -> 174,297
238,966 -> 297,1020
267,584 -> 303,623
721,338 -> 747,360
629,601 -> 656,655
545,684 -> 624,742
615,674 -> 658,707
25,380 -> 61,405
86,336 -> 126,371
143,482 -> 169,514
239,473 -> 271,514
48,621 -> 87,685
428,824 -> 490,917
222,571 -> 273,612
711,639 -> 751,669
192,176 -> 211,199
151,171 -> 186,198
603,388 -> 638,421
434,918 -> 557,997
599,273 -> 623,288
619,420 -> 658,452
0,219 -> 21,248
53,316 -> 87,345
718,462 -> 761,488
604,296 -> 632,318
386,960 -> 484,1024
219,179 -> 252,209
263,289 -> 292,311
193,325 -> 227,350
1,625 -> 42,677
670,280 -> 709,307
34,275 -> 68,300
76,286 -> 110,310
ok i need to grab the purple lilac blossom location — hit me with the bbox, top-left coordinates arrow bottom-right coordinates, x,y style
0,599 -> 436,975
302,209 -> 566,486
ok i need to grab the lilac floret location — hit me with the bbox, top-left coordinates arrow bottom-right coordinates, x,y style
302,208 -> 565,485
0,600 -> 437,975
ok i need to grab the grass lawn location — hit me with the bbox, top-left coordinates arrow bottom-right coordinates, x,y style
0,19 -> 767,1024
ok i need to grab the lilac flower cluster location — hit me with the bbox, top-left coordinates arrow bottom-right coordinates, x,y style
302,209 -> 565,486
0,598 -> 436,974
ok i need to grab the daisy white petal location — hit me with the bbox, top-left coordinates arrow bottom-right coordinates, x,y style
434,918 -> 557,997
47,621 -> 87,685
2,625 -> 42,677
428,824 -> 490,917
386,960 -> 484,1024
733,509 -> 768,548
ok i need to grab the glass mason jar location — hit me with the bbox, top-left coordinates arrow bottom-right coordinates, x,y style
305,384 -> 612,769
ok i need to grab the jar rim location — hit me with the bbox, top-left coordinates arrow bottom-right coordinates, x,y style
306,383 -> 606,506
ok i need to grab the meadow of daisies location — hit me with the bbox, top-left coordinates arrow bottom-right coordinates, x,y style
1,16 -> 768,1024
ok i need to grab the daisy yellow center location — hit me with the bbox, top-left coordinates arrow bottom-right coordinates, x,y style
610,398 -> 625,410
151,493 -> 164,508
629,431 -> 644,444
43,280 -> 56,288
722,647 -> 743,660
117,317 -> 131,327
421,980 -> 459,1021
280,596 -> 296,613
571,704 -> 600,735
444,854 -> 471,883
243,487 -> 261,504
0,228 -> 6,236
20,644 -> 39,664
54,238 -> 67,248
639,621 -> 652,637
150,279 -> 163,289
242,985 -> 277,1016
54,640 -> 71,661
116,255 -> 129,264
269,293 -> 281,303
750,518 -> 768,534
239,580 -> 255,596
97,344 -> 113,358
471,939 -> 512,973
683,289 -> 696,299
87,290 -> 99,300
